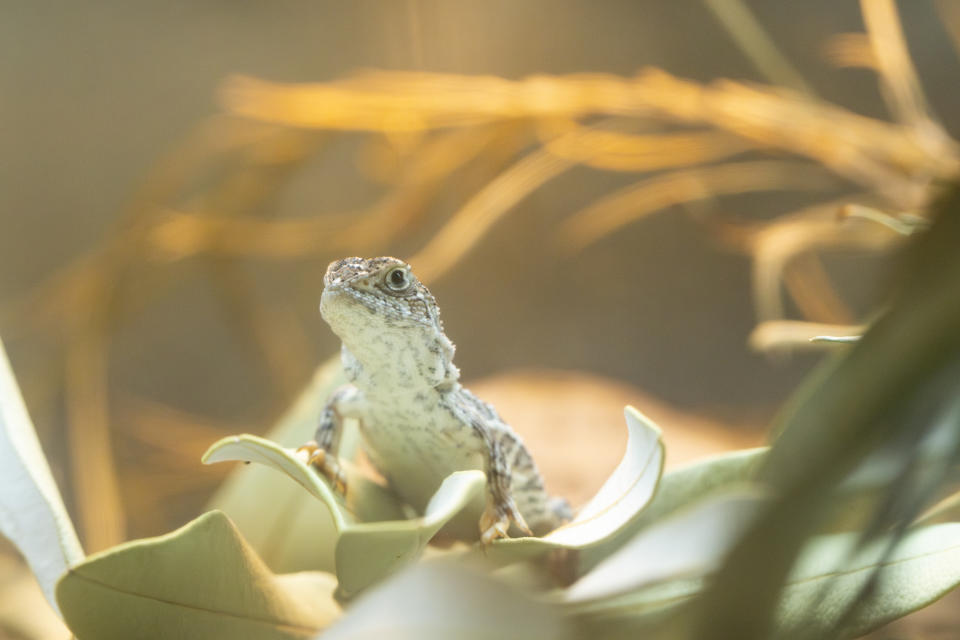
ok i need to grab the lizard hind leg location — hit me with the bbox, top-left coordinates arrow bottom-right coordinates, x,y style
480,491 -> 532,545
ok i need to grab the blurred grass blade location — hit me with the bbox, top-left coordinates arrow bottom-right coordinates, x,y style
556,160 -> 835,252
840,203 -> 929,235
56,511 -> 339,640
64,330 -> 125,551
749,321 -> 866,354
409,146 -> 573,283
750,209 -> 901,321
691,183 -> 960,639
776,524 -> 960,638
861,0 -> 948,147
822,32 -> 876,69
542,126 -> 753,172
809,335 -> 861,344
0,337 -> 84,614
0,560 -> 72,639
704,0 -> 814,95
319,562 -> 571,640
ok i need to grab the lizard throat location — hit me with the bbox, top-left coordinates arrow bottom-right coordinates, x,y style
320,285 -> 460,390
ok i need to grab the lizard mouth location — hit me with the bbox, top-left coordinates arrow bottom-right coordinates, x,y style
321,284 -> 429,329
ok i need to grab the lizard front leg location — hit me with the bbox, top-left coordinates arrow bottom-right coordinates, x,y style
297,384 -> 363,495
469,417 -> 534,544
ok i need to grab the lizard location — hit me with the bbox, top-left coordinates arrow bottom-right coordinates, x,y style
298,256 -> 571,543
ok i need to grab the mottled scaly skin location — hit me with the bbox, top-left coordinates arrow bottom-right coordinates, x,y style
309,256 -> 570,542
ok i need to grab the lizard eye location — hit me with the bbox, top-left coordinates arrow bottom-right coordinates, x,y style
385,267 -> 410,292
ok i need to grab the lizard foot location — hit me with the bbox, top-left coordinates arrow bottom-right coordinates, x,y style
479,496 -> 532,545
296,441 -> 348,495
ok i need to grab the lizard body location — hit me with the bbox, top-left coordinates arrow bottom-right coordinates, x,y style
304,256 -> 570,542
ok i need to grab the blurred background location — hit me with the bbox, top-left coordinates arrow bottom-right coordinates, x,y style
2,1 -> 959,637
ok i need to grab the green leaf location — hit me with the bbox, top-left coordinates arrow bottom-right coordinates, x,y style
778,523 -> 960,637
573,523 -> 960,639
206,357 -> 358,573
334,471 -> 486,600
566,489 -> 766,603
56,511 -> 339,640
0,337 -> 84,614
486,406 -> 664,563
319,562 -> 572,640
202,434 -> 405,527
207,405 -> 665,587
205,406 -> 664,595
580,446 -> 766,572
203,435 -> 487,599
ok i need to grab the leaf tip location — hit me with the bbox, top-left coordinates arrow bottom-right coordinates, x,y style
200,435 -> 244,465
624,405 -> 663,438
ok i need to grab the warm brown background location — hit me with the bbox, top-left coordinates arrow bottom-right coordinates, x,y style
3,2 -> 960,638
3,0 -> 956,529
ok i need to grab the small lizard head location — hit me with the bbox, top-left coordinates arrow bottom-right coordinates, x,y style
320,256 -> 442,334
320,257 -> 458,387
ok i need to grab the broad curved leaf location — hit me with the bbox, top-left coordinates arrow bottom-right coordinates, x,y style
334,471 -> 486,600
205,358 -> 358,573
0,338 -> 83,614
572,523 -> 960,639
487,406 -> 664,562
776,523 -> 960,637
206,405 -> 664,594
567,489 -> 766,603
318,562 -> 571,640
203,435 -> 486,598
56,511 -> 339,640
580,447 -> 767,571
203,434 -> 405,527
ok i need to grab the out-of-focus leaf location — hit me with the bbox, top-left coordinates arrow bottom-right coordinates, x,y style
335,471 -> 486,600
580,447 -> 766,572
0,338 -> 84,613
821,404 -> 960,534
566,489 -> 765,603
574,524 -> 960,640
204,434 -> 486,599
208,406 -> 664,594
318,562 -> 572,640
487,407 -> 664,563
692,184 -> 960,639
56,511 -> 339,640
776,523 -> 960,637
916,488 -> 960,526
206,357 -> 358,573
